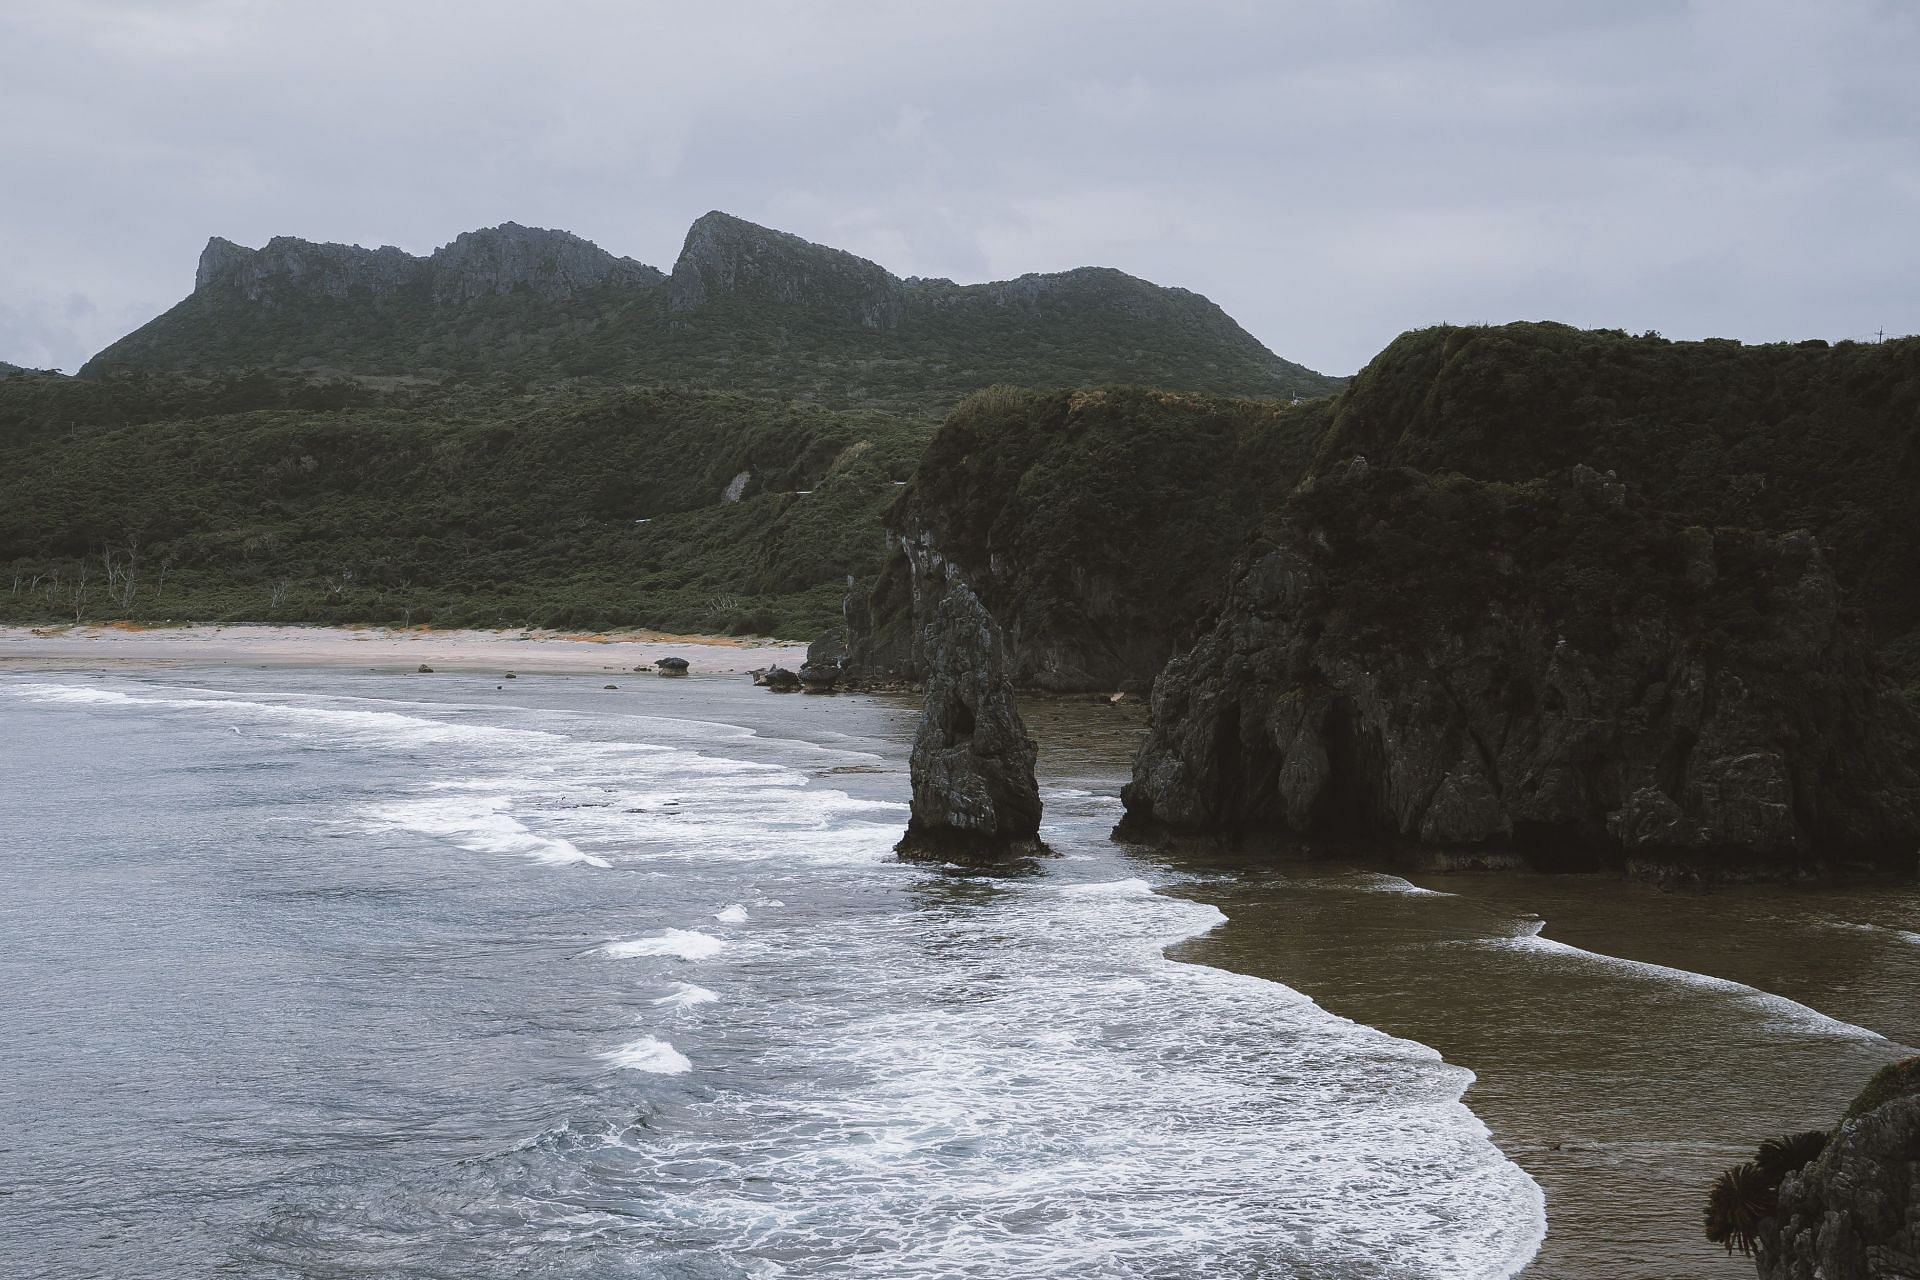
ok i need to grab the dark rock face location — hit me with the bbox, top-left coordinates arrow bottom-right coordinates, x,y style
191,224 -> 661,308
1120,463 -> 1920,878
1757,1059 -> 1920,1279
896,550 -> 1042,861
844,387 -> 1321,693
761,665 -> 801,692
655,656 -> 690,677
797,662 -> 840,693
806,625 -> 848,671
669,211 -> 904,329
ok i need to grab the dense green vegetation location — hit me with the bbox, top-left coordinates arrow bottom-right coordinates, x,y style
80,218 -> 1340,411
1318,323 -> 1920,663
85,288 -> 1331,415
856,323 -> 1920,692
15,318 -> 1916,672
0,371 -> 925,636
858,385 -> 1331,688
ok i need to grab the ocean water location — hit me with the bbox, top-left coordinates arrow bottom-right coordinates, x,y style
6,670 -> 1913,1279
0,669 -> 1544,1280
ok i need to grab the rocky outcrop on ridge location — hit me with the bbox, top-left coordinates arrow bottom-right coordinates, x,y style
190,223 -> 662,307
82,213 -> 1339,406
1754,1059 -> 1920,1279
669,211 -> 904,329
895,544 -> 1042,861
1118,461 -> 1920,879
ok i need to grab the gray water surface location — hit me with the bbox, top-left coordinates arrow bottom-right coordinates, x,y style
1,670 -> 1543,1279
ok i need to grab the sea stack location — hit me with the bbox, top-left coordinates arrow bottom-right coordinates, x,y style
896,557 -> 1042,861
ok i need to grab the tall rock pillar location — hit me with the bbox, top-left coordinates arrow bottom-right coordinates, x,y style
896,559 -> 1043,861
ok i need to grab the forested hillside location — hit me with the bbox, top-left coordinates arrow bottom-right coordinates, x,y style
0,371 -> 925,635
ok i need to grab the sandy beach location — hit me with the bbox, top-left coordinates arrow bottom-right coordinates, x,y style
0,624 -> 808,677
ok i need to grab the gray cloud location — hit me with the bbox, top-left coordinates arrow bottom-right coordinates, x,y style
3,0 -> 1915,374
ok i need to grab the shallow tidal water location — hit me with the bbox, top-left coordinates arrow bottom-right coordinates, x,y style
1,668 -> 1912,1279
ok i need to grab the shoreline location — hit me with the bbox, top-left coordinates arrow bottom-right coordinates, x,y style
0,623 -> 807,677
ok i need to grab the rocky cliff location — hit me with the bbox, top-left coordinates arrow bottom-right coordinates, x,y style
894,541 -> 1043,861
80,213 -> 1339,409
669,211 -> 904,328
844,386 -> 1328,692
1118,461 -> 1920,879
1753,1059 -> 1920,1279
189,223 -> 662,306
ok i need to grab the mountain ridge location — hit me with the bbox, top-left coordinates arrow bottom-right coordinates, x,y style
80,212 -> 1342,409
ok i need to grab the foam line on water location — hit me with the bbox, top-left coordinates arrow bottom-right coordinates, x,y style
1489,925 -> 1888,1042
370,795 -> 611,868
1828,918 -> 1920,947
1354,872 -> 1455,896
629,864 -> 1550,1277
653,983 -> 720,1009
602,928 -> 726,961
10,677 -> 907,870
600,1037 -> 692,1073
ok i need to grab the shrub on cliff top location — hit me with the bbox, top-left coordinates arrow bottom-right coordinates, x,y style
1844,1055 -> 1920,1120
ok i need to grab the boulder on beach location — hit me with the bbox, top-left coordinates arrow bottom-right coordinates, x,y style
417,664 -> 434,673
762,665 -> 801,692
656,657 -> 690,677
799,662 -> 841,693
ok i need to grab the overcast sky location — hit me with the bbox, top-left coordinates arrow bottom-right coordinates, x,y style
4,0 -> 1916,375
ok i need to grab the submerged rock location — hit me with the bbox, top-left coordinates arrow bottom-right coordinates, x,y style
1119,464 -> 1920,880
655,657 -> 690,677
1753,1058 -> 1920,1279
896,555 -> 1042,862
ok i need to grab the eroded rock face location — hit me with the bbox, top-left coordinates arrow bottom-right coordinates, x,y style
896,548 -> 1042,861
842,387 -> 1317,693
1758,1060 -> 1920,1280
668,211 -> 904,329
1119,463 -> 1920,879
191,224 -> 661,307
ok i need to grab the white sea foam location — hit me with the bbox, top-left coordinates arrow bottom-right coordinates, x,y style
10,672 -> 1549,1276
609,859 -> 1546,1278
713,904 -> 749,924
1058,877 -> 1157,897
1489,926 -> 1886,1042
9,677 -> 905,870
371,795 -> 611,868
1354,872 -> 1455,896
1828,918 -> 1920,947
600,1036 -> 692,1073
602,928 -> 726,961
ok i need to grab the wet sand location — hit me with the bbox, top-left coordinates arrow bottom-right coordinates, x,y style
1018,699 -> 1920,1279
0,624 -> 805,677
1167,857 -> 1919,1280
